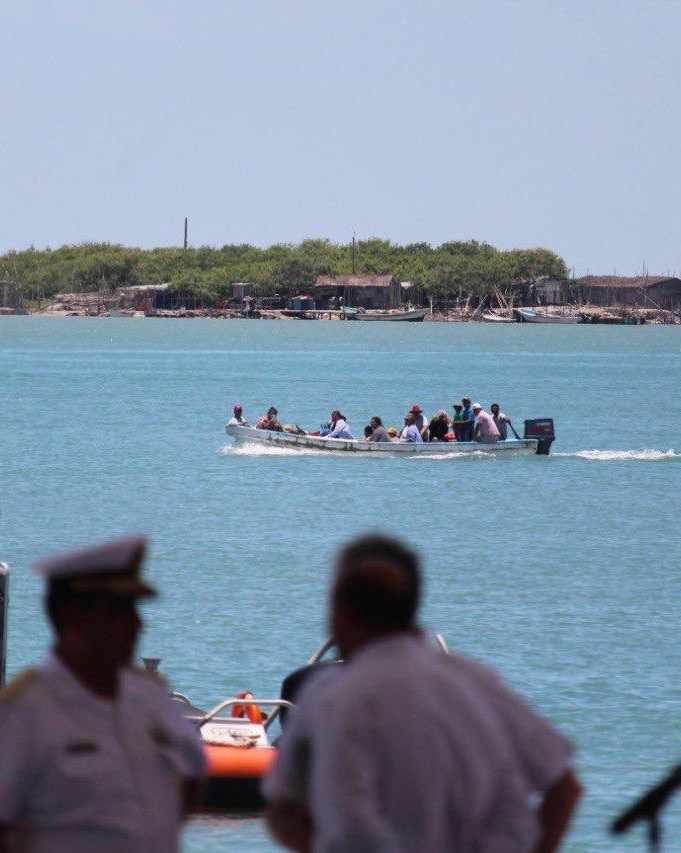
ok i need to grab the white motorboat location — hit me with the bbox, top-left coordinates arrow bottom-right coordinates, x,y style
225,422 -> 555,455
341,306 -> 430,322
515,307 -> 581,324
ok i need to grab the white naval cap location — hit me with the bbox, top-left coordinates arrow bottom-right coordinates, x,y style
472,402 -> 482,410
33,534 -> 156,598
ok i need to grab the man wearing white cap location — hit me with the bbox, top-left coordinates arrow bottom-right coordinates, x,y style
472,402 -> 501,444
0,535 -> 206,853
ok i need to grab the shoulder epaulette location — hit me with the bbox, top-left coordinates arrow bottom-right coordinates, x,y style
0,669 -> 37,703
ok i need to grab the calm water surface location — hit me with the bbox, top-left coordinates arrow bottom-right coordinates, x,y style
2,317 -> 681,851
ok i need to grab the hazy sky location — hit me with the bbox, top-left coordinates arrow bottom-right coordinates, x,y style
2,1 -> 680,274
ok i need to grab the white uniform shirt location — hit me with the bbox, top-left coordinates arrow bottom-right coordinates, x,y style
263,634 -> 573,853
0,654 -> 206,853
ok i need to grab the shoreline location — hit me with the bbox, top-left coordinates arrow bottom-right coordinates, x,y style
17,305 -> 681,324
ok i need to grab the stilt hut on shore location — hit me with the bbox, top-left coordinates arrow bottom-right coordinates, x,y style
574,276 -> 681,309
314,275 -> 401,310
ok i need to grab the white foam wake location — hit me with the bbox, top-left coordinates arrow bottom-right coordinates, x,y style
406,450 -> 494,461
219,442 -> 322,457
555,449 -> 679,462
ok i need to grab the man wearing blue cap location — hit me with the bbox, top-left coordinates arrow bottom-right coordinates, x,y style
0,535 -> 206,853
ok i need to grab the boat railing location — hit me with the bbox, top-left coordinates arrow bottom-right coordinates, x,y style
197,698 -> 294,730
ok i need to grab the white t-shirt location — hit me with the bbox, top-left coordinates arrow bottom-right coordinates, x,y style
327,419 -> 353,439
264,634 -> 573,853
0,654 -> 206,853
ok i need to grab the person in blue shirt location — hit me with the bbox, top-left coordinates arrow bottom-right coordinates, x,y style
399,413 -> 423,443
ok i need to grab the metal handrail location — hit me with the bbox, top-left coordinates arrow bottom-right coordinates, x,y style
198,698 -> 293,729
434,633 -> 450,654
307,636 -> 338,665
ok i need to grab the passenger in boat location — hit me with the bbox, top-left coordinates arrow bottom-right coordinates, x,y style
327,411 -> 354,439
451,402 -> 465,441
399,412 -> 423,443
409,404 -> 429,441
362,425 -> 373,441
490,402 -> 510,440
472,403 -> 500,443
458,397 -> 475,442
256,406 -> 283,432
227,403 -> 249,426
386,426 -> 398,440
367,416 -> 392,443
428,410 -> 450,442
264,533 -> 581,853
0,535 -> 206,852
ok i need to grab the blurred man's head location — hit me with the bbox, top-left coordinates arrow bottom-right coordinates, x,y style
330,533 -> 420,657
37,535 -> 154,672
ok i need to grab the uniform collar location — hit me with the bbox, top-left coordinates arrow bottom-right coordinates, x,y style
349,630 -> 424,666
44,650 -> 123,714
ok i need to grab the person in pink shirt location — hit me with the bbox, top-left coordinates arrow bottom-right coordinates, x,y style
472,402 -> 501,443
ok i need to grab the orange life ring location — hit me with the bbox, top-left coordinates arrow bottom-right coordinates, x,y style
232,691 -> 264,724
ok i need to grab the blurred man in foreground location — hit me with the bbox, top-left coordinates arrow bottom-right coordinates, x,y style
0,535 -> 206,853
264,533 -> 581,852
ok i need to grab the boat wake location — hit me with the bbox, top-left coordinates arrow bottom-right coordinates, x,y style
220,443 -> 678,463
555,449 -> 679,462
406,450 -> 497,461
219,444 -> 504,460
219,443 -> 323,457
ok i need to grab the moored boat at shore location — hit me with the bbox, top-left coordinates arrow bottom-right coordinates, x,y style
341,306 -> 430,322
226,420 -> 555,455
515,307 -> 581,324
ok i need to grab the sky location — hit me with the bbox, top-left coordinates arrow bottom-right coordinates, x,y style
2,0 -> 680,275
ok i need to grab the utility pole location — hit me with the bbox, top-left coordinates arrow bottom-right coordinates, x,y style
0,563 -> 8,688
183,218 -> 188,249
351,231 -> 356,274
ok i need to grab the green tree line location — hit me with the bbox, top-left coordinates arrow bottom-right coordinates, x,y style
0,239 -> 568,305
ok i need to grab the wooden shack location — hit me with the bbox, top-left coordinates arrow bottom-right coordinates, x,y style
0,280 -> 27,314
574,276 -> 681,309
314,275 -> 401,310
116,283 -> 172,310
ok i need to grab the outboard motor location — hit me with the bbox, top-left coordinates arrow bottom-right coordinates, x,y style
524,418 -> 555,455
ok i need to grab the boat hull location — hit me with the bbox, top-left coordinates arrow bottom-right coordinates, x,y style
515,307 -> 580,324
226,424 -> 539,455
346,307 -> 429,322
200,745 -> 275,811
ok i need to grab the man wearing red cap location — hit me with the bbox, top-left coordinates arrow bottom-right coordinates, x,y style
0,535 -> 206,853
409,404 -> 429,441
227,404 -> 249,426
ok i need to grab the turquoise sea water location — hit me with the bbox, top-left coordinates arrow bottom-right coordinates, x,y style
2,316 -> 681,851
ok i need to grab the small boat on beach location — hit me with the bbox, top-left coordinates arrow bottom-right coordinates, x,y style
515,307 -> 581,324
481,312 -> 514,323
226,419 -> 555,455
341,306 -> 430,322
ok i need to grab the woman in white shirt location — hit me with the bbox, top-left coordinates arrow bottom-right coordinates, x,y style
327,410 -> 354,439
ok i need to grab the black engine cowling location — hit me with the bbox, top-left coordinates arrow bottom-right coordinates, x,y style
524,418 -> 555,455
